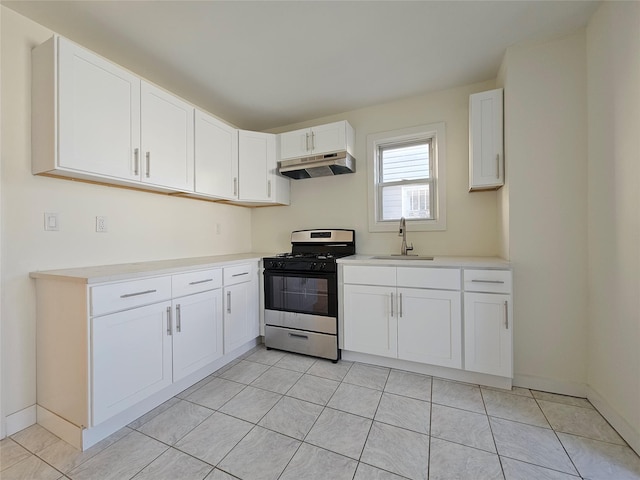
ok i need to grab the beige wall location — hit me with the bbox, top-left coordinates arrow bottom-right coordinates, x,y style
1,7 -> 252,421
499,31 -> 589,393
253,81 -> 499,256
586,1 -> 640,451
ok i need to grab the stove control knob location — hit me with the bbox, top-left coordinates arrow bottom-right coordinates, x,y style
278,262 -> 285,269
310,262 -> 318,270
269,261 -> 278,269
319,263 -> 326,270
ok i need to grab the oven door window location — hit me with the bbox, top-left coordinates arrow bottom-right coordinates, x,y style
265,272 -> 336,317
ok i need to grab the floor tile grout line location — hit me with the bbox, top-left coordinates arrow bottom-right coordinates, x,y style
426,373 -> 433,480
497,453 -> 585,479
479,386 -> 508,480
1,445 -> 66,479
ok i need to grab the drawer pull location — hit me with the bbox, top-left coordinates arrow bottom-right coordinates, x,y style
470,279 -> 505,284
120,289 -> 157,298
288,332 -> 308,340
188,278 -> 214,285
232,272 -> 249,277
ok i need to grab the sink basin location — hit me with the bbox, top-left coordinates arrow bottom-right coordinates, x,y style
372,255 -> 434,261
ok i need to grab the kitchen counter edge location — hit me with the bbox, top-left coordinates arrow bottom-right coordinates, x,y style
337,255 -> 510,269
29,253 -> 273,284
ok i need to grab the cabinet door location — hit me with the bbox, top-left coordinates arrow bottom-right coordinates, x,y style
278,127 -> 311,160
469,88 -> 504,191
310,121 -> 347,155
57,37 -> 140,181
141,81 -> 194,191
343,284 -> 397,358
464,292 -> 512,377
172,290 -> 223,381
92,301 -> 172,426
398,288 -> 462,368
223,282 -> 252,353
194,110 -> 238,200
238,130 -> 276,202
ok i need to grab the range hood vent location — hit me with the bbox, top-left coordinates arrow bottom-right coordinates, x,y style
278,151 -> 355,179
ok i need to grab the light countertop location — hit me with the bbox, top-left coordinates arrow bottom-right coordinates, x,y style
30,253 -> 272,284
337,255 -> 510,269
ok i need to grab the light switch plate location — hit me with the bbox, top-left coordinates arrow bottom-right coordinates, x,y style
96,216 -> 108,233
44,212 -> 59,231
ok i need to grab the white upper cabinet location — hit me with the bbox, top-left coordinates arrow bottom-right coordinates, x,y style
469,88 -> 504,191
33,36 -> 194,192
34,36 -> 141,182
194,109 -> 238,200
238,130 -> 289,205
279,120 -> 355,161
140,81 -> 194,192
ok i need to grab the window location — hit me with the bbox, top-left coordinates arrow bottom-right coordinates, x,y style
368,123 -> 446,232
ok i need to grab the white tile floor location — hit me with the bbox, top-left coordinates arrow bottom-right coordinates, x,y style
2,345 -> 640,480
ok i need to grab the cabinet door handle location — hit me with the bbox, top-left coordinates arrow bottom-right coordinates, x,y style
311,131 -> 315,151
471,279 -> 505,284
399,292 -> 403,318
176,304 -> 182,332
167,306 -> 172,335
189,278 -> 213,285
232,272 -> 249,277
390,292 -> 394,317
305,132 -> 310,151
227,291 -> 231,313
504,300 -> 509,329
233,177 -> 238,196
267,180 -> 272,198
120,289 -> 156,298
496,153 -> 500,175
145,152 -> 151,178
133,148 -> 139,176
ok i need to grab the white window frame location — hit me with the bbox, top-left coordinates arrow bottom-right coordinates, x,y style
367,122 -> 447,232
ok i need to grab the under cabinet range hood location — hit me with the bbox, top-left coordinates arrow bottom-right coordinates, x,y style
278,151 -> 356,179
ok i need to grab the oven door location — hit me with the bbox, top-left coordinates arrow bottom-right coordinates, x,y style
263,269 -> 337,324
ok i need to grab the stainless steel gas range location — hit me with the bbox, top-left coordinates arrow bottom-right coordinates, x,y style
262,229 -> 356,362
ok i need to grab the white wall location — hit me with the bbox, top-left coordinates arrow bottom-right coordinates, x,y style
253,81 -> 500,256
0,7 -> 252,429
499,31 -> 589,394
586,1 -> 640,452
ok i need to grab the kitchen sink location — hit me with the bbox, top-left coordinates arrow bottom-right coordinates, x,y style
372,255 -> 435,261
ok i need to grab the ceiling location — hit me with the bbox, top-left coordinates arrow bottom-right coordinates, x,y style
3,0 -> 599,131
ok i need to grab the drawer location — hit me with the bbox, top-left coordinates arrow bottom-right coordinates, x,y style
224,263 -> 254,286
397,267 -> 460,290
91,276 -> 171,316
342,266 -> 395,286
464,269 -> 512,293
172,268 -> 222,297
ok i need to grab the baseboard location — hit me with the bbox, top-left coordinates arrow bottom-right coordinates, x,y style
586,386 -> 640,456
512,373 -> 587,398
6,405 -> 36,436
341,350 -> 513,390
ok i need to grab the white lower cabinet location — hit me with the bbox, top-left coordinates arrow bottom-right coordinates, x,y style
342,266 -> 462,369
33,258 -> 260,450
464,292 -> 512,377
343,284 -> 398,358
342,264 -> 512,379
172,289 -> 223,381
397,288 -> 461,368
223,264 -> 259,353
92,301 -> 172,426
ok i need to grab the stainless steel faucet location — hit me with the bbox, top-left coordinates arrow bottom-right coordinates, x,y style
398,217 -> 414,255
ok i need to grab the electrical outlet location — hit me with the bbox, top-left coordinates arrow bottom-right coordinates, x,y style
96,216 -> 108,233
44,212 -> 59,231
